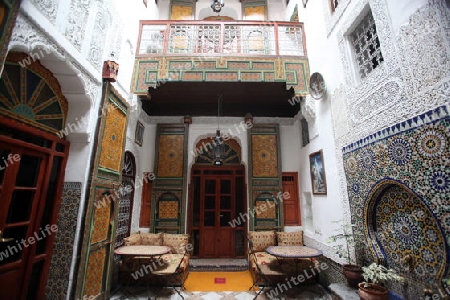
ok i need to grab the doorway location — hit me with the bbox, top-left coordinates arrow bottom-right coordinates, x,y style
0,121 -> 68,300
190,166 -> 246,258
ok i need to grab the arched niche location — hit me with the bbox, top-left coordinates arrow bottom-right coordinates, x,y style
194,137 -> 242,165
365,180 -> 447,293
0,52 -> 68,133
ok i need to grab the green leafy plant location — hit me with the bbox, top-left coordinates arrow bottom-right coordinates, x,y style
327,219 -> 360,265
362,262 -> 404,287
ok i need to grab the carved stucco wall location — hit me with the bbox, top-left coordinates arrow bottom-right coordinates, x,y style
29,0 -> 61,24
326,0 -> 449,219
323,0 -> 449,297
23,0 -> 115,75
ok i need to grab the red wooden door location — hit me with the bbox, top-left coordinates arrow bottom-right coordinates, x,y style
282,172 -> 301,226
201,177 -> 234,257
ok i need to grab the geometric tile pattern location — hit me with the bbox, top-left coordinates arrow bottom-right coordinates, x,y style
373,185 -> 445,286
84,247 -> 107,297
99,99 -> 127,173
157,134 -> 185,177
90,188 -> 112,244
251,135 -> 278,177
159,200 -> 179,219
132,57 -> 310,96
249,125 -> 282,231
342,105 -> 449,296
110,284 -> 332,300
255,200 -> 276,219
0,52 -> 68,134
45,182 -> 82,299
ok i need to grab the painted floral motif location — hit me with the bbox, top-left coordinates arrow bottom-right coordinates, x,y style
388,138 -> 412,165
358,149 -> 376,171
416,128 -> 446,158
351,182 -> 360,193
429,170 -> 450,192
345,155 -> 358,174
391,215 -> 419,245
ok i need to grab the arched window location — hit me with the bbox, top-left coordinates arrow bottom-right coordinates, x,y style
115,151 -> 136,248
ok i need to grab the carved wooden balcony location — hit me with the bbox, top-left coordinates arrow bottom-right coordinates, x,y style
137,20 -> 307,57
132,20 -> 310,100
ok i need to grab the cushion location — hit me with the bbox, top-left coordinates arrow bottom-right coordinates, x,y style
248,230 -> 276,252
162,233 -> 189,254
277,231 -> 303,246
141,232 -> 163,245
123,232 -> 141,246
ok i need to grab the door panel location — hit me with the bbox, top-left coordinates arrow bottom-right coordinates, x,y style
282,172 -> 301,226
191,167 -> 246,258
0,145 -> 47,300
199,177 -> 236,257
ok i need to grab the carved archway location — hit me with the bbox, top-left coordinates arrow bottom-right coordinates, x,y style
0,52 -> 68,133
194,137 -> 241,165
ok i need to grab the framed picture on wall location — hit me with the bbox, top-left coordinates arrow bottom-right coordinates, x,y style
135,121 -> 144,146
309,150 -> 327,195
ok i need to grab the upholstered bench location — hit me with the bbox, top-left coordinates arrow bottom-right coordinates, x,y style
118,231 -> 190,290
248,230 -> 317,288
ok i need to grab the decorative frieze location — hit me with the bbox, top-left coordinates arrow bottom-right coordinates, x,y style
29,0 -> 60,24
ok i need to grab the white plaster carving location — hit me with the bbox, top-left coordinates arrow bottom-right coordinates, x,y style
348,75 -> 404,126
65,0 -> 90,51
29,0 -> 60,24
398,0 -> 450,97
301,95 -> 318,140
69,60 -> 101,105
88,11 -> 108,69
325,0 -> 450,235
10,14 -> 65,57
330,84 -> 349,140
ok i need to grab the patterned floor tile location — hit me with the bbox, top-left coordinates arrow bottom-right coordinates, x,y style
109,284 -> 332,299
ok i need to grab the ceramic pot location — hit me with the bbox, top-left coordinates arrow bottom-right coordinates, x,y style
358,282 -> 389,300
343,264 -> 364,288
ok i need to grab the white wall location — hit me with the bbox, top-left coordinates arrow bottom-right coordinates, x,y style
156,0 -> 291,20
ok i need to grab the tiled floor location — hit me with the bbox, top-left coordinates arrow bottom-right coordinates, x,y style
109,284 -> 332,300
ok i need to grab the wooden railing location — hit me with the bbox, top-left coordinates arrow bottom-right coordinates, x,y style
137,20 -> 307,57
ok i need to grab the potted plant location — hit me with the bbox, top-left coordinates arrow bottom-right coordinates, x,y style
327,219 -> 364,288
358,262 -> 404,300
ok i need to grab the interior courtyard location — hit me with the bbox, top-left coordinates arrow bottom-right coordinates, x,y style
0,0 -> 449,299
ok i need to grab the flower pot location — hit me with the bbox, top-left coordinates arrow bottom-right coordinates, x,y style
358,282 -> 389,300
343,264 -> 364,288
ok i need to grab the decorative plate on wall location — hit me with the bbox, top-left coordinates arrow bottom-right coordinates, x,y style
309,72 -> 326,100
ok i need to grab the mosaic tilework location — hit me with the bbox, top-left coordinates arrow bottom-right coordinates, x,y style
110,284 -> 332,299
0,52 -> 68,134
252,135 -> 278,177
255,200 -> 276,219
90,188 -> 112,244
132,57 -> 310,96
342,105 -> 449,297
159,200 -> 179,219
157,134 -> 185,177
372,185 -> 445,285
45,182 -> 81,300
84,247 -> 107,297
99,99 -> 127,173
